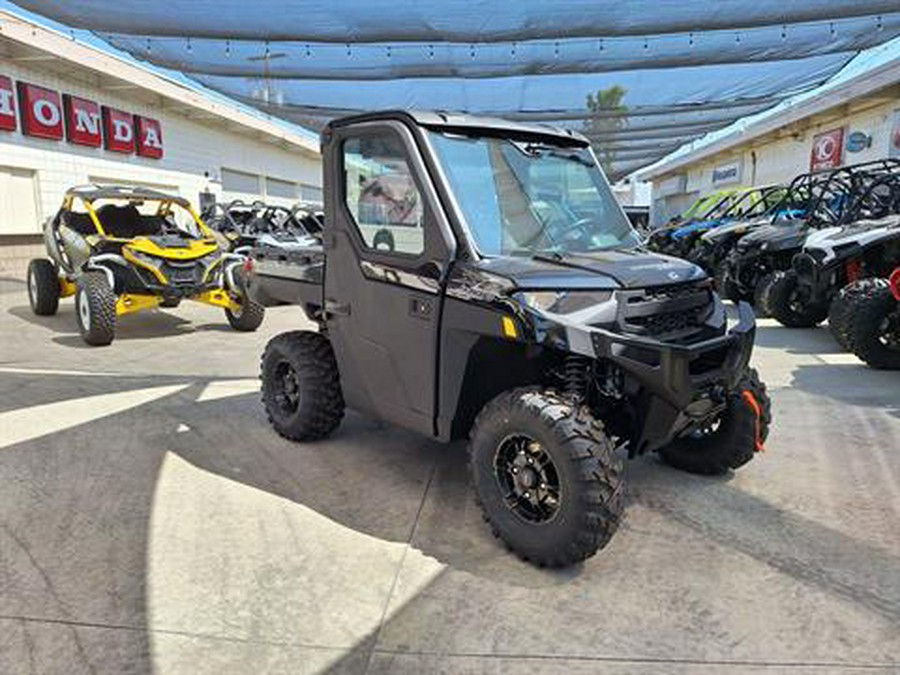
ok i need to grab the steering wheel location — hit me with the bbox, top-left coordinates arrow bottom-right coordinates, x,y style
553,217 -> 596,242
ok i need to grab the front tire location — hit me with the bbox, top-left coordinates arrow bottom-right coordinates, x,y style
847,285 -> 900,370
828,279 -> 887,351
659,368 -> 771,476
768,271 -> 827,328
261,331 -> 345,441
75,272 -> 116,346
753,271 -> 779,319
469,388 -> 624,568
225,271 -> 265,331
27,259 -> 60,316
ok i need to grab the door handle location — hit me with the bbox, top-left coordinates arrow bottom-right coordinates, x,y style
409,296 -> 433,319
324,299 -> 351,317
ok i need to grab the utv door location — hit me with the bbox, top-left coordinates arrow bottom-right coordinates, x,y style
323,121 -> 456,435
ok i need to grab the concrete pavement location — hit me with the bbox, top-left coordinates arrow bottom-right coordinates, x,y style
0,275 -> 898,674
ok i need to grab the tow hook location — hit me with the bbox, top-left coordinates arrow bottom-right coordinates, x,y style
741,390 -> 765,452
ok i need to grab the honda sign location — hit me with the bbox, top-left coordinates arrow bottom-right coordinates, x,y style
102,106 -> 135,154
0,76 -> 16,132
18,82 -> 63,140
64,94 -> 102,147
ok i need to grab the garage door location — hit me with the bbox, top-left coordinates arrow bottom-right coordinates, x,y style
0,167 -> 40,235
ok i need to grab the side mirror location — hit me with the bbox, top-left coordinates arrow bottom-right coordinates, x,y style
417,260 -> 445,281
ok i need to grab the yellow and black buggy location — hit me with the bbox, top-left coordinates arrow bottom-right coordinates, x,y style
27,185 -> 265,346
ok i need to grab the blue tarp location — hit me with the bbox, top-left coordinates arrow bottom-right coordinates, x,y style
12,0 -> 900,177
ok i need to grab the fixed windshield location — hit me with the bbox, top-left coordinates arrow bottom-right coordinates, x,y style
428,131 -> 639,256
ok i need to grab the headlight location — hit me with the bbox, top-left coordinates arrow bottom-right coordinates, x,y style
518,290 -> 614,314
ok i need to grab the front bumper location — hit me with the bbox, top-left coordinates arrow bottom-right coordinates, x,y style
591,301 -> 756,453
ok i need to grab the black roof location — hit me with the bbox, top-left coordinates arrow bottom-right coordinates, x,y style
328,109 -> 589,147
66,184 -> 191,206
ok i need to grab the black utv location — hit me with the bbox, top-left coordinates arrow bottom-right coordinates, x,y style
720,160 -> 900,316
250,111 -> 771,568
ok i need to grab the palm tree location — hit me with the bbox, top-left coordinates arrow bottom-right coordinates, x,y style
584,86 -> 628,175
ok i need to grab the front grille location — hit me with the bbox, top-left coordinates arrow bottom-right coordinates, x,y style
160,261 -> 204,288
617,281 -> 714,343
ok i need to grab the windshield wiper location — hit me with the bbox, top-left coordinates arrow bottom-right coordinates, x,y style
531,251 -> 567,263
518,142 -> 594,167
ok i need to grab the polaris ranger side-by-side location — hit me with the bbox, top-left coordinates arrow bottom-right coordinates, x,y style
249,111 -> 771,568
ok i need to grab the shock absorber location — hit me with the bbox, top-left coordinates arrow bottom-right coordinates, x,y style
563,354 -> 591,400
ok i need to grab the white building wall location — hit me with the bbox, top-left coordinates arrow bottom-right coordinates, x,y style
0,57 -> 322,235
650,97 -> 900,225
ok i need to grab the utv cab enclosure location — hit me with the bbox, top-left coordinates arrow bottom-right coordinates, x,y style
254,111 -> 771,568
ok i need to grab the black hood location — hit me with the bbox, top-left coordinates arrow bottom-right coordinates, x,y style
701,216 -> 770,243
478,248 -> 707,290
738,222 -> 808,252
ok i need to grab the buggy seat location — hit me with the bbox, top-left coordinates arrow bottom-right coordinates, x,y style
96,204 -> 164,238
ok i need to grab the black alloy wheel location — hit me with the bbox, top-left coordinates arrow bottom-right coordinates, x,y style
494,434 -> 562,524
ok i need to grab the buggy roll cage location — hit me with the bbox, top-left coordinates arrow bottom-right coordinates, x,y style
768,160 -> 900,228
203,199 -> 322,237
60,184 -> 213,240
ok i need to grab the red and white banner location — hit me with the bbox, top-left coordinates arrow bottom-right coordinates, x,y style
102,106 -> 135,154
63,94 -> 102,147
810,127 -> 844,171
0,75 -> 16,132
17,82 -> 63,140
135,115 -> 163,158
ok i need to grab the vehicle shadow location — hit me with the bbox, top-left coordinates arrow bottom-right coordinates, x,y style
7,304 -> 235,345
2,376 -> 898,673
0,276 -> 25,294
183,391 -> 900,615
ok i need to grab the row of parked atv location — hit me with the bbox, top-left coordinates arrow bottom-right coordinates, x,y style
646,159 -> 900,370
26,186 -> 323,346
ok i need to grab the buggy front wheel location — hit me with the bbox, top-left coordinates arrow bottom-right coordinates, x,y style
75,272 -> 116,346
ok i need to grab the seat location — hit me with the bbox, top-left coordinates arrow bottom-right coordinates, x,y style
62,211 -> 97,235
95,204 -> 162,238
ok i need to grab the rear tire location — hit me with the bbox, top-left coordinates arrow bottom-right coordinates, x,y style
261,331 -> 345,441
27,259 -> 60,316
847,285 -> 900,370
768,271 -> 827,328
659,368 -> 771,476
75,272 -> 116,346
160,298 -> 181,308
469,388 -> 624,568
828,279 -> 887,351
